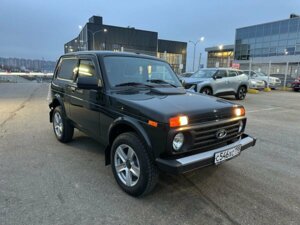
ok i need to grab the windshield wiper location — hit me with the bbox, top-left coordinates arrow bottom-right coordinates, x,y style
115,82 -> 154,88
146,79 -> 177,88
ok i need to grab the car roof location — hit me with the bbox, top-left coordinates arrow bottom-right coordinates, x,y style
201,68 -> 242,71
63,50 -> 164,62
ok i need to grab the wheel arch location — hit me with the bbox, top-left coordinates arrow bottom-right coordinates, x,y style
105,117 -> 152,165
199,85 -> 213,94
49,94 -> 66,123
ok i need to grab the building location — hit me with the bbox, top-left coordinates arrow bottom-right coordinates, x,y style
205,45 -> 234,68
205,14 -> 300,86
235,14 -> 300,83
65,16 -> 187,73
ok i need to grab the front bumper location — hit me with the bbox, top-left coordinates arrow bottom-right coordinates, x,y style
156,134 -> 256,174
269,82 -> 281,88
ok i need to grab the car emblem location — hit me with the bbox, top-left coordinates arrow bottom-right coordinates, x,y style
216,129 -> 227,139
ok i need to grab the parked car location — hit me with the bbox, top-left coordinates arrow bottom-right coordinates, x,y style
291,77 -> 300,91
48,52 -> 256,197
181,68 -> 249,100
178,72 -> 193,78
248,78 -> 265,90
243,70 -> 281,89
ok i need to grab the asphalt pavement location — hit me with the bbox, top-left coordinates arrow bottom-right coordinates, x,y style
0,83 -> 299,225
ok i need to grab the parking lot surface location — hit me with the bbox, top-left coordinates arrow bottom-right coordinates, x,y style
0,83 -> 299,225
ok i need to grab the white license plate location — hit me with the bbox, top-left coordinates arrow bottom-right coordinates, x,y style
214,145 -> 241,164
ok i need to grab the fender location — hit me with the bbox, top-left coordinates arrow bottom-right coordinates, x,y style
105,116 -> 152,165
49,94 -> 67,122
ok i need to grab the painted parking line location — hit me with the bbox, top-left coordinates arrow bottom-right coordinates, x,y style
247,107 -> 281,113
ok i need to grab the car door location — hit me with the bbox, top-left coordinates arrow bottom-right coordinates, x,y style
53,57 -> 78,118
227,70 -> 239,93
212,69 -> 229,95
67,55 -> 102,139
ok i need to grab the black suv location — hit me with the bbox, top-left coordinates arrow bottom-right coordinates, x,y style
49,51 -> 256,196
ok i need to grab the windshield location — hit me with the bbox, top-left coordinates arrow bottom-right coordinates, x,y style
256,71 -> 267,76
103,56 -> 182,88
191,69 -> 217,78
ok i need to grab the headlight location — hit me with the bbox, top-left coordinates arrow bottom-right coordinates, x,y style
234,107 -> 245,117
250,80 -> 256,84
173,133 -> 184,151
238,120 -> 244,132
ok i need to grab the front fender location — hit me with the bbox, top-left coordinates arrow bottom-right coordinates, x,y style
49,94 -> 67,122
108,116 -> 152,149
105,116 -> 153,165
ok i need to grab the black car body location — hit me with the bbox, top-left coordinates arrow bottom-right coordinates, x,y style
49,51 -> 256,196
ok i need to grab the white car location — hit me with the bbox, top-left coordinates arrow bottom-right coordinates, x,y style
243,70 -> 281,89
182,68 -> 249,100
248,78 -> 265,90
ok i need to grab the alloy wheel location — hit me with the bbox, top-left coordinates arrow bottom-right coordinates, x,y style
53,112 -> 63,138
114,144 -> 140,187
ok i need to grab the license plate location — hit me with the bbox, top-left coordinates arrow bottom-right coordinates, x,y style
214,145 -> 241,164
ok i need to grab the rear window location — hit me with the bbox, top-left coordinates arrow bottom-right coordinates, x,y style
57,58 -> 77,80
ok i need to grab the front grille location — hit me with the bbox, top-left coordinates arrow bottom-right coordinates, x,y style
189,120 -> 243,152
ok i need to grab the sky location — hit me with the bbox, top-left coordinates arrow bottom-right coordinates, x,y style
0,0 -> 299,70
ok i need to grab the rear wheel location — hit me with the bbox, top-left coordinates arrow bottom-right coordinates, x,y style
111,132 -> 158,197
200,87 -> 213,95
52,106 -> 74,143
235,86 -> 247,100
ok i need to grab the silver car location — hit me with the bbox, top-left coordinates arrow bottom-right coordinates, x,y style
182,68 -> 249,100
243,70 -> 281,89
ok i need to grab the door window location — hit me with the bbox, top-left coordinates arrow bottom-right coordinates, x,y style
216,70 -> 227,78
57,58 -> 78,80
228,70 -> 237,77
78,59 -> 96,78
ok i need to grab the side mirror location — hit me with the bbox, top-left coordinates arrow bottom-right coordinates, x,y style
77,76 -> 100,90
213,75 -> 222,80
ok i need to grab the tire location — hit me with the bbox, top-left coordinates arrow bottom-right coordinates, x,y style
111,132 -> 159,197
52,106 -> 74,143
235,86 -> 247,100
294,89 -> 299,92
200,87 -> 213,95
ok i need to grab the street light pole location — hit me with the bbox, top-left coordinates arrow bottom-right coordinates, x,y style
189,37 -> 204,72
87,28 -> 108,50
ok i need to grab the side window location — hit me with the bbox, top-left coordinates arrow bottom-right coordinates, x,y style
250,71 -> 255,76
78,59 -> 96,78
216,70 -> 227,77
228,70 -> 237,77
57,58 -> 77,80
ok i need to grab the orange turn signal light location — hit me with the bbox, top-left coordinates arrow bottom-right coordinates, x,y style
234,107 -> 245,117
148,120 -> 158,127
169,116 -> 189,128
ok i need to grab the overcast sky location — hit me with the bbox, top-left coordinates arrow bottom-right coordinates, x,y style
0,0 -> 299,70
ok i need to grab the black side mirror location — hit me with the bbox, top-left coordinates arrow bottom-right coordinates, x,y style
213,75 -> 222,80
77,76 -> 100,90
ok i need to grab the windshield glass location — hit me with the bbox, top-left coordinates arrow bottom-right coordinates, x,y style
103,56 -> 182,88
191,69 -> 217,78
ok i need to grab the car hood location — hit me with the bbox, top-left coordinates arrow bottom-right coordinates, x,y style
109,88 -> 238,124
182,77 -> 210,84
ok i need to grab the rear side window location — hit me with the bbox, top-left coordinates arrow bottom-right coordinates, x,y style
78,59 -> 96,78
228,70 -> 237,77
57,58 -> 77,80
216,70 -> 227,77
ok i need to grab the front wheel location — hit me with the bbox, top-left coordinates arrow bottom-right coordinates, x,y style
52,106 -> 74,143
111,132 -> 158,197
235,86 -> 247,100
200,87 -> 213,95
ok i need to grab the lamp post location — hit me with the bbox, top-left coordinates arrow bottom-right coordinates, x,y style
189,36 -> 205,72
88,28 -> 108,50
78,25 -> 84,50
